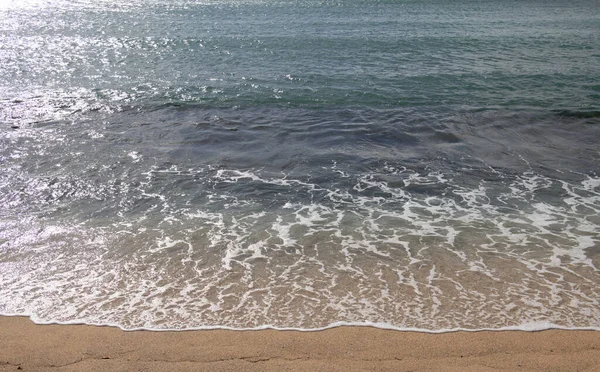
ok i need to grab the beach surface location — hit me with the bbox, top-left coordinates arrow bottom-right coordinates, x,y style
1,317 -> 599,371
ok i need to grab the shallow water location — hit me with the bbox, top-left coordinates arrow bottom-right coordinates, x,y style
1,0 -> 599,330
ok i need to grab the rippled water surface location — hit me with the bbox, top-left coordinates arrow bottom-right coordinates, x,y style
1,0 -> 599,330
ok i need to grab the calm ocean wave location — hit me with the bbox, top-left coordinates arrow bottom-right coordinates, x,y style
1,0 -> 599,330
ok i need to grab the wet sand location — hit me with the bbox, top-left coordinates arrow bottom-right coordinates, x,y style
1,316 -> 599,371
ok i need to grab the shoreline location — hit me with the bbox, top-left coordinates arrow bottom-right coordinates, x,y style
2,316 -> 600,371
5,314 -> 600,333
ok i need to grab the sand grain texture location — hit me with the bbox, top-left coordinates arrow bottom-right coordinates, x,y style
1,317 -> 600,371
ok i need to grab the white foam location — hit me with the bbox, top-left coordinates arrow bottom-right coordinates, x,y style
128,151 -> 142,163
2,313 -> 598,334
2,161 -> 599,332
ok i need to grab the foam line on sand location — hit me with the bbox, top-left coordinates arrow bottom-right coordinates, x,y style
1,316 -> 600,371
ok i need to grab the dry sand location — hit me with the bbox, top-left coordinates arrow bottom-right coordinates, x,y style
1,316 -> 600,371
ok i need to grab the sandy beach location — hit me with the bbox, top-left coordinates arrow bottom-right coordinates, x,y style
0,317 -> 599,371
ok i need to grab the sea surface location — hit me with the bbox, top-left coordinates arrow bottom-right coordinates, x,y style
1,0 -> 599,331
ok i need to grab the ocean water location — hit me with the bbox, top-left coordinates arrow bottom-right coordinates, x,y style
1,0 -> 599,331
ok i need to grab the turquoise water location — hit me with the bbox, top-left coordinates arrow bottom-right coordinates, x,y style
3,0 -> 599,112
1,0 -> 599,330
